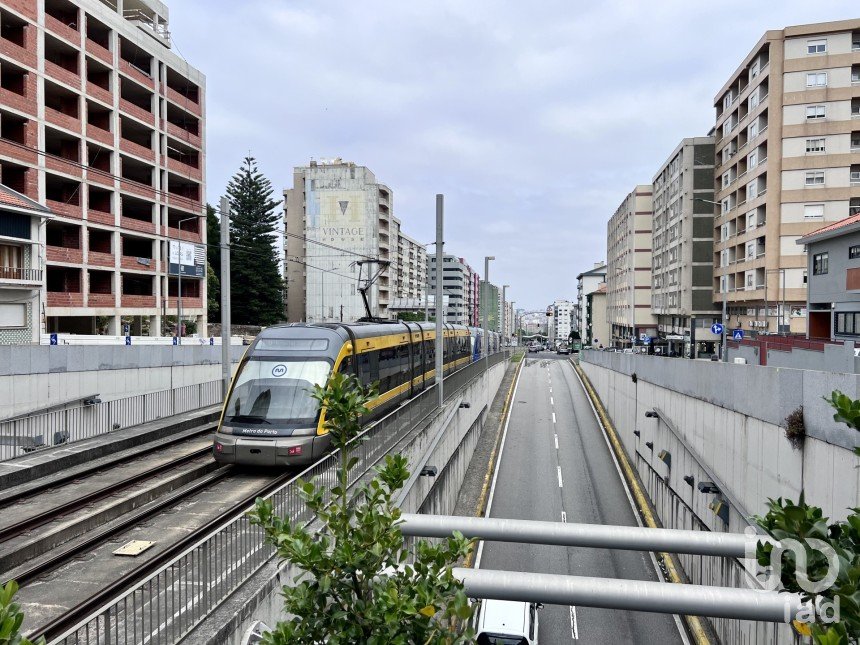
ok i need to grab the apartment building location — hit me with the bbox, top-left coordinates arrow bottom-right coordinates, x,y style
426,253 -> 477,325
713,19 -> 860,334
549,299 -> 574,346
285,159 -> 411,322
395,229 -> 426,301
586,284 -> 610,348
652,136 -> 720,356
0,0 -> 206,339
0,185 -> 51,343
574,262 -> 606,339
606,185 -> 657,347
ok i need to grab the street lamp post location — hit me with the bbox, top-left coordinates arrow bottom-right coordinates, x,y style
175,215 -> 199,344
483,256 -> 495,358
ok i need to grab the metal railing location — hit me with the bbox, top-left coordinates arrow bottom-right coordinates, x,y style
48,352 -> 508,644
0,380 -> 222,462
0,266 -> 42,281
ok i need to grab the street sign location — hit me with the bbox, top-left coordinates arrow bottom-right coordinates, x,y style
639,333 -> 646,342
732,329 -> 745,341
125,335 -> 131,346
209,337 -> 215,346
643,336 -> 652,345
172,336 -> 178,346
711,323 -> 724,335
123,323 -> 130,334
49,333 -> 57,346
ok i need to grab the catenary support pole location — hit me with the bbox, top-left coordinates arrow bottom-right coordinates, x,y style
220,196 -> 231,399
435,194 -> 444,408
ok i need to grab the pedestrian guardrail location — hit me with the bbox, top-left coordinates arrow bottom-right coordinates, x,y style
0,380 -> 223,463
47,352 -> 508,645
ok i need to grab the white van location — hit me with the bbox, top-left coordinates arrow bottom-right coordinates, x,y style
475,598 -> 541,645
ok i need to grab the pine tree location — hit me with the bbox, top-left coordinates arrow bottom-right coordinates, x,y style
206,204 -> 220,322
225,157 -> 284,325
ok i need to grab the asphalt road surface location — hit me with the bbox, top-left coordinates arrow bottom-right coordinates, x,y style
477,352 -> 685,644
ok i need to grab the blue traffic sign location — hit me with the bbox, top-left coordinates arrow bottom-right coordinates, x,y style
711,323 -> 724,335
172,336 -> 178,346
732,328 -> 745,341
49,333 -> 58,346
209,337 -> 214,345
643,336 -> 652,345
125,335 -> 131,346
123,323 -> 130,334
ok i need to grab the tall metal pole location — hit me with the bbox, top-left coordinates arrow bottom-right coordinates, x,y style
177,221 -> 183,344
435,195 -> 444,408
483,256 -> 494,357
220,196 -> 231,398
721,279 -> 727,362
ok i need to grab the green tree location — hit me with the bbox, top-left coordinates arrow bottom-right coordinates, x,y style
206,204 -> 220,322
225,157 -> 284,326
752,391 -> 860,644
397,311 -> 429,322
249,372 -> 474,644
0,581 -> 45,645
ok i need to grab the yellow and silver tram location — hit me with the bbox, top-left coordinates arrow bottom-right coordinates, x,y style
213,321 -> 498,467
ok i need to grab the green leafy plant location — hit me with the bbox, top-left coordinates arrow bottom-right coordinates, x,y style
825,391 -> 860,457
249,371 -> 474,644
0,581 -> 45,645
783,406 -> 806,450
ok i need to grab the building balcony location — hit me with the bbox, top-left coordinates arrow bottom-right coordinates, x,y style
47,291 -> 84,307
85,123 -> 113,146
84,39 -> 112,65
46,246 -> 82,264
120,255 -> 156,271
164,194 -> 202,215
44,13 -> 80,47
45,155 -> 83,178
119,98 -> 155,126
166,157 -> 202,181
119,178 -> 156,200
87,208 -> 114,226
165,85 -> 202,117
46,198 -> 82,219
0,138 -> 37,164
45,60 -> 81,91
120,294 -> 156,308
86,169 -> 114,188
118,59 -> 155,90
86,81 -> 111,105
164,121 -> 201,148
88,292 -> 115,307
45,107 -> 81,134
0,87 -> 36,117
0,34 -> 37,69
119,138 -> 156,163
165,225 -> 201,243
0,266 -> 41,286
87,250 -> 114,267
120,216 -> 156,234
164,296 -> 202,310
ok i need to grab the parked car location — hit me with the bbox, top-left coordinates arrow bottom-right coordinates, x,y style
475,599 -> 541,645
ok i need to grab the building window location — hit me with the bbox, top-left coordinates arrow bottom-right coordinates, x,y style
806,104 -> 826,120
813,252 -> 829,275
749,121 -> 759,138
807,39 -> 827,54
850,245 -> 860,259
806,138 -> 826,153
804,203 -> 825,219
747,180 -> 758,199
748,150 -> 758,168
803,270 -> 808,284
751,60 -> 760,78
722,172 -> 731,188
835,312 -> 860,336
0,244 -> 23,270
806,72 -> 827,87
721,198 -> 731,214
805,171 -> 825,186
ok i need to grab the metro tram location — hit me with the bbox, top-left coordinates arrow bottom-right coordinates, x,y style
213,321 -> 501,467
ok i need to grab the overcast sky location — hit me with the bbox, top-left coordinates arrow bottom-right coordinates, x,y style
169,0 -> 853,311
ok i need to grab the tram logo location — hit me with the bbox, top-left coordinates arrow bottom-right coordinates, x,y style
271,364 -> 287,378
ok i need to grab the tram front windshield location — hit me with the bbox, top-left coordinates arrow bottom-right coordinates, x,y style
225,359 -> 331,425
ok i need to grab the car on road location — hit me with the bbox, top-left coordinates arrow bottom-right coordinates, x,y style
528,344 -> 541,353
556,345 -> 570,355
475,598 -> 541,645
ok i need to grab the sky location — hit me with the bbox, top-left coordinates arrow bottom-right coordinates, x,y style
167,0 -> 854,311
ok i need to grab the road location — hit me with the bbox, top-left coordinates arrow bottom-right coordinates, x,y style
477,352 -> 685,644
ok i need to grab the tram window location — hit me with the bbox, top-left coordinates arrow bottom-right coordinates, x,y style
338,355 -> 355,376
397,343 -> 412,383
357,352 -> 378,387
378,347 -> 398,393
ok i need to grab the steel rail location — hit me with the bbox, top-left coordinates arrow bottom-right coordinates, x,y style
0,445 -> 214,543
0,424 -> 217,508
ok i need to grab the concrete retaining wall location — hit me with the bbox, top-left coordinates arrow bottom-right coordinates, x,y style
1,345 -> 245,417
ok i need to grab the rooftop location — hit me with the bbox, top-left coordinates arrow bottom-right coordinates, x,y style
0,184 -> 52,215
797,214 -> 860,246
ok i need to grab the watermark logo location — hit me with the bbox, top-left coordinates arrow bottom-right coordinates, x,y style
743,526 -> 841,626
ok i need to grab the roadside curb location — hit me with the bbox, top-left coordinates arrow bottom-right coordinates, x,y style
572,359 -> 714,645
